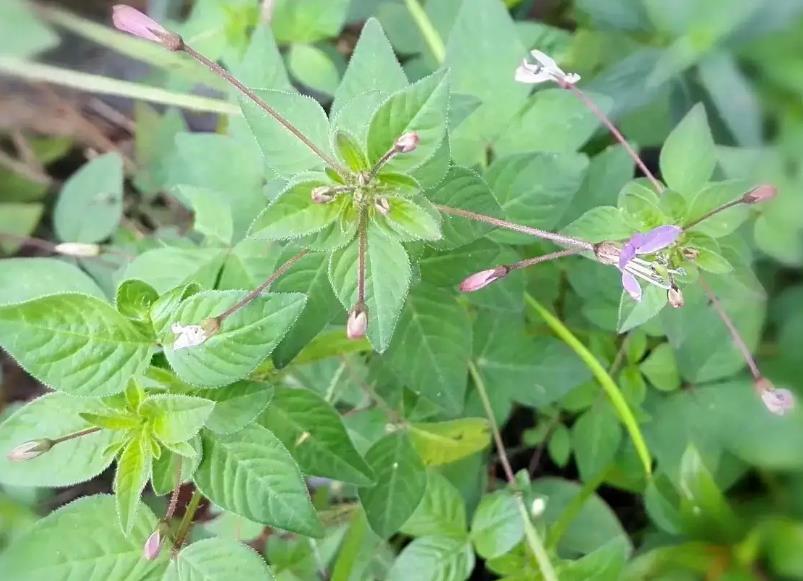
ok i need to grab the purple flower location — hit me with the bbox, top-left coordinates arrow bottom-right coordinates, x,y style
618,225 -> 682,301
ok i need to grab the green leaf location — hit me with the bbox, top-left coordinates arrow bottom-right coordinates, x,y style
659,104 -> 716,195
235,25 -> 292,91
366,70 -> 449,173
79,412 -> 140,431
685,180 -> 749,238
358,431 -> 427,538
561,206 -> 633,243
571,404 -> 622,482
409,419 -> 490,466
387,536 -> 475,581
140,394 -> 215,444
259,386 -> 375,486
428,166 -> 504,249
375,197 -> 442,242
115,279 -> 159,322
0,257 -> 104,304
272,0 -> 349,44
149,282 -> 201,337
640,343 -> 680,391
494,89 -> 611,156
385,285 -> 471,412
558,539 -> 628,581
332,18 -> 407,116
470,490 -> 523,559
548,424 -> 572,467
618,285 -> 669,333
271,250 -> 342,367
164,537 -> 275,581
179,185 -> 235,244
0,495 -> 167,581
0,393 -> 116,487
0,203 -> 43,253
114,435 -> 152,534
487,152 -> 589,243
329,225 -> 411,352
151,438 -> 201,496
241,90 -> 332,176
287,43 -> 340,95
133,104 -> 187,195
0,294 -> 152,396
0,0 -> 58,58
334,130 -> 369,171
122,247 -> 226,294
402,471 -> 467,538
163,290 -> 306,387
53,153 -> 123,243
196,425 -> 322,537
249,178 -> 342,241
195,381 -> 274,435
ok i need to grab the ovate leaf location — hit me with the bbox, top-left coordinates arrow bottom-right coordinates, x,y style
249,178 -> 342,241
259,386 -> 375,486
387,536 -> 474,581
358,432 -> 427,538
0,258 -> 104,304
164,537 -> 275,581
571,404 -> 622,482
402,471 -> 467,538
140,394 -> 215,444
470,490 -> 523,559
114,436 -> 152,534
195,381 -> 274,435
409,419 -> 491,466
0,294 -> 152,396
659,104 -> 716,196
195,425 -> 323,537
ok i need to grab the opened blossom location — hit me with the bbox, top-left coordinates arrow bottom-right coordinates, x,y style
515,49 -> 581,87
616,225 -> 682,301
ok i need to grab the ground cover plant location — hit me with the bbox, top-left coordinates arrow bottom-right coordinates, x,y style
1,0 -> 803,579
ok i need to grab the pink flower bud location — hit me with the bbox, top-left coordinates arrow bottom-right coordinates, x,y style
346,308 -> 367,340
756,377 -> 795,416
375,197 -> 391,216
394,132 -> 419,153
143,528 -> 162,560
112,5 -> 183,50
742,184 -> 777,205
7,439 -> 53,462
667,285 -> 684,308
459,267 -> 508,293
311,186 -> 335,204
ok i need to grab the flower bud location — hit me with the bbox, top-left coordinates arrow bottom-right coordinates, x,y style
667,285 -> 684,308
756,377 -> 795,416
54,242 -> 101,258
7,439 -> 53,462
531,496 -> 546,518
375,197 -> 391,216
459,266 -> 509,293
682,247 -> 700,260
143,528 -> 162,560
394,132 -> 419,153
742,184 -> 777,205
112,5 -> 183,50
346,307 -> 367,340
311,186 -> 335,204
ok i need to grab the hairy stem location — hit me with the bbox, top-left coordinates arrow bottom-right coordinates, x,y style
683,199 -> 743,231
566,84 -> 663,193
404,0 -> 446,64
508,248 -> 582,271
217,250 -> 309,322
173,488 -> 203,551
435,204 -> 593,250
180,45 -> 345,173
357,210 -> 368,308
468,362 -> 558,581
51,426 -> 101,445
699,276 -> 761,380
165,458 -> 183,521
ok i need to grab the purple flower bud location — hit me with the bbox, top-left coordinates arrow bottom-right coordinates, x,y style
394,132 -> 419,153
143,528 -> 162,560
459,267 -> 509,293
346,308 -> 367,340
667,285 -> 684,308
7,439 -> 53,462
311,186 -> 335,204
112,5 -> 183,50
742,184 -> 777,205
375,197 -> 391,216
756,377 -> 795,416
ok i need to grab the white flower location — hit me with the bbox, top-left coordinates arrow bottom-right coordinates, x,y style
515,49 -> 581,86
171,323 -> 208,350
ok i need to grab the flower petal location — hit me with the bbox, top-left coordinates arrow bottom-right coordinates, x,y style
112,5 -> 167,43
529,49 -> 559,72
761,388 -> 795,416
618,242 -> 636,269
633,225 -> 682,254
515,63 -> 552,84
621,271 -> 642,301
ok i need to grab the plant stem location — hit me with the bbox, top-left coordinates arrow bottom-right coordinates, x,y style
524,293 -> 652,477
165,458 -> 183,521
357,211 -> 368,309
435,204 -> 593,250
565,84 -> 663,193
404,0 -> 446,64
180,45 -> 345,174
0,149 -> 52,185
173,488 -> 203,551
508,248 -> 582,271
683,199 -> 744,231
51,426 -> 101,445
217,250 -> 309,322
0,56 -> 238,115
468,362 -> 558,581
698,276 -> 761,380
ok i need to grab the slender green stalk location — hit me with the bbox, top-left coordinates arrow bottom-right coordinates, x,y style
468,362 -> 558,581
0,57 -> 239,116
404,0 -> 446,64
524,294 -> 652,477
